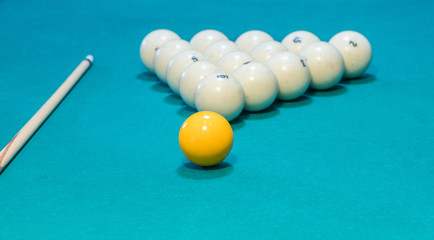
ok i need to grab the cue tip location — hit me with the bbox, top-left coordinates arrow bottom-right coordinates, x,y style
86,55 -> 94,64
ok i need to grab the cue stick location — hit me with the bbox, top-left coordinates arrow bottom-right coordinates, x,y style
0,55 -> 94,173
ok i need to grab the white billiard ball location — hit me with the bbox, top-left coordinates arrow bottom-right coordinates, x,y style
204,40 -> 240,63
281,30 -> 320,54
250,40 -> 287,63
329,31 -> 372,78
266,52 -> 311,100
179,61 -> 221,109
233,61 -> 278,112
139,29 -> 180,73
217,51 -> 254,74
300,42 -> 344,90
195,73 -> 245,121
166,50 -> 206,95
190,30 -> 229,52
154,39 -> 192,82
235,30 -> 274,52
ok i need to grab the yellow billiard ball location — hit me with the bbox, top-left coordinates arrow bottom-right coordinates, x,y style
179,111 -> 233,167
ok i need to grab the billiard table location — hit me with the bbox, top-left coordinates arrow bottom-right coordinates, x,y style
1,0 -> 433,239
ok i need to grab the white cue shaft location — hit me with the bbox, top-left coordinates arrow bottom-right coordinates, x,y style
0,55 -> 94,172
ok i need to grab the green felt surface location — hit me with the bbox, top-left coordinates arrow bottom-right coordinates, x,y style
1,0 -> 434,239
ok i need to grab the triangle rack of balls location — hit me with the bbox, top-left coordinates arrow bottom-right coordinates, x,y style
139,29 -> 372,122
